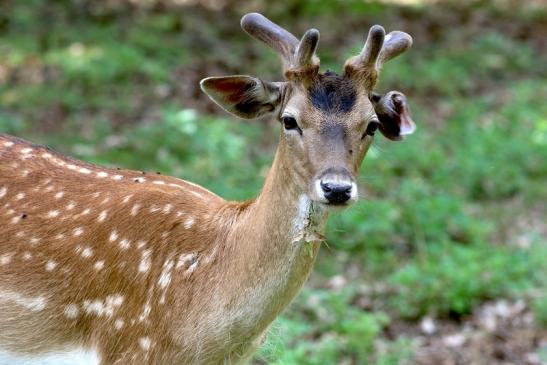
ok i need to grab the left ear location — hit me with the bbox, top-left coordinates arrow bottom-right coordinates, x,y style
200,75 -> 284,119
371,91 -> 416,141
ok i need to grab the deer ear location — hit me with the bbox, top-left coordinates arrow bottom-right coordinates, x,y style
200,76 -> 283,119
371,91 -> 416,141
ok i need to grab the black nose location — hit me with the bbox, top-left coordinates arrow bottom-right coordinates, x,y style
320,181 -> 352,204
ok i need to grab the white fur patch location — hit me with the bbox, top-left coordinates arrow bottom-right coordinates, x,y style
0,291 -> 46,311
0,348 -> 100,365
292,194 -> 327,243
139,250 -> 152,273
294,194 -> 312,235
184,217 -> 195,229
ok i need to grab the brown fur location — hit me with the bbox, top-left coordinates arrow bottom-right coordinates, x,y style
0,133 -> 325,364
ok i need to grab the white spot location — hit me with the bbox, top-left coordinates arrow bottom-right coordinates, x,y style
64,304 -> 79,318
153,180 -> 165,185
158,260 -> 174,289
184,217 -> 195,229
134,177 -> 146,183
122,194 -> 133,204
94,260 -> 105,271
97,210 -> 108,223
100,197 -> 110,205
21,170 -> 30,177
136,240 -> 147,249
138,304 -> 151,322
81,247 -> 93,258
190,191 -> 203,198
55,191 -> 65,199
119,238 -> 130,250
0,253 -> 13,265
66,164 -> 77,170
97,171 -> 108,178
73,227 -> 84,236
55,233 -> 65,240
45,260 -> 58,271
114,319 -> 124,330
0,291 -> 46,311
82,295 -> 124,318
3,141 -> 14,147
15,231 -> 25,238
168,183 -> 184,189
138,337 -> 152,351
0,187 -> 7,199
66,201 -> 76,210
112,175 -> 123,181
109,230 -> 118,242
47,210 -> 60,218
30,237 -> 41,245
162,204 -> 173,214
149,205 -> 160,213
10,216 -> 21,224
15,192 -> 25,200
106,294 -> 124,308
176,211 -> 184,217
139,250 -> 152,273
92,192 -> 101,198
20,147 -> 33,154
42,152 -> 52,158
187,258 -> 199,273
22,252 -> 32,260
131,203 -> 141,216
78,168 -> 91,174
83,299 -> 104,316
177,253 -> 195,267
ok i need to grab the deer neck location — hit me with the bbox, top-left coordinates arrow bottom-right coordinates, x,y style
222,142 -> 329,333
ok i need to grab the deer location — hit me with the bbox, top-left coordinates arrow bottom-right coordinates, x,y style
0,12 -> 415,365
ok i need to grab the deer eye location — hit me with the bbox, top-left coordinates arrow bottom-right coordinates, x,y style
282,116 -> 302,135
362,121 -> 379,139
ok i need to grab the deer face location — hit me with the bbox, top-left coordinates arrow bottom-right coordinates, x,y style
201,14 -> 415,206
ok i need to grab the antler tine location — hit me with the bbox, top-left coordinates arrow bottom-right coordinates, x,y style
377,31 -> 413,69
344,25 -> 412,89
241,13 -> 299,67
359,25 -> 385,67
295,28 -> 320,68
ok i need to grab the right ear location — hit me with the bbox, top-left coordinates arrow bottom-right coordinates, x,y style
200,75 -> 284,119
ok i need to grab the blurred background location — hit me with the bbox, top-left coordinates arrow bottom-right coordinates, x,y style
0,0 -> 546,364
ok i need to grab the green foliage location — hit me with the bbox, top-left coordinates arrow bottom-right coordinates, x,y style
532,295 -> 547,327
389,243 -> 547,319
257,289 -> 411,365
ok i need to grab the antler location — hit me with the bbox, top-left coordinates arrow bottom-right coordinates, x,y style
344,25 -> 412,89
241,13 -> 320,79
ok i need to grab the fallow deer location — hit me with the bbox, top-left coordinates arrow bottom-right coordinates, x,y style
0,13 -> 415,365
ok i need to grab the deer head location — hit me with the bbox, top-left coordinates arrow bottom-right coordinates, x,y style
201,13 -> 415,206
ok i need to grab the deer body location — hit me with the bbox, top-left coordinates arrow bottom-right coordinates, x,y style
0,13 -> 415,365
0,134 -> 326,364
